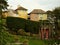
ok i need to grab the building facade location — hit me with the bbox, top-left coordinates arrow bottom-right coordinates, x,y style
15,6 -> 28,19
29,9 -> 51,39
29,9 -> 47,21
2,6 -> 28,19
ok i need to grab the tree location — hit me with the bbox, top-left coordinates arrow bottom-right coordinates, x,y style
46,10 -> 55,38
0,0 -> 8,9
52,7 -> 60,44
53,7 -> 60,29
0,0 -> 12,45
0,0 -> 8,17
53,7 -> 60,34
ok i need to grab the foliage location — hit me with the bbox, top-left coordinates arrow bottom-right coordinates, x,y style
0,26 -> 15,45
29,39 -> 45,45
0,0 -> 10,45
23,39 -> 29,45
53,7 -> 60,29
17,29 -> 26,36
25,20 -> 39,34
0,0 -> 8,17
53,7 -> 60,19
6,17 -> 26,32
39,20 -> 50,30
46,7 -> 60,39
0,19 -> 15,45
45,7 -> 60,45
18,35 -> 46,45
53,7 -> 60,38
6,17 -> 39,34
0,0 -> 8,9
25,32 -> 30,36
44,39 -> 60,45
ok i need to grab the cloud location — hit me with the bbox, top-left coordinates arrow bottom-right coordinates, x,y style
7,0 -> 60,12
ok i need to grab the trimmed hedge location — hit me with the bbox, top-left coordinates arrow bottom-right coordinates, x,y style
25,20 -> 39,34
6,17 -> 39,34
6,17 -> 26,32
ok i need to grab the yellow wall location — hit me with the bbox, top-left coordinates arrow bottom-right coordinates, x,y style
30,14 -> 40,21
30,14 -> 47,21
39,14 -> 47,20
2,10 -> 28,19
17,10 -> 28,19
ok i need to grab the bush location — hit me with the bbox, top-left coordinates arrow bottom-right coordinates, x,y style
17,29 -> 26,36
6,17 -> 39,34
25,20 -> 39,34
0,19 -> 15,45
6,17 -> 26,32
23,39 -> 29,45
0,28 -> 15,45
25,32 -> 30,36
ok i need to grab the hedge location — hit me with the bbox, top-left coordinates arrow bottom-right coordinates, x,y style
6,17 -> 39,34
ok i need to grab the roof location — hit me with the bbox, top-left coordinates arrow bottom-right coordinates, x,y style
29,9 -> 46,14
15,6 -> 27,11
2,11 -> 8,13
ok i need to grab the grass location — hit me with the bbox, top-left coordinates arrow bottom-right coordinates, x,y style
18,36 -> 46,45
0,28 -> 47,45
29,39 -> 45,45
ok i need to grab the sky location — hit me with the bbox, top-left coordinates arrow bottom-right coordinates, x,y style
7,0 -> 60,13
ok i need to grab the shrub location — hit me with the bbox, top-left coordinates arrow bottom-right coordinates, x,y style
17,29 -> 26,36
0,28 -> 15,45
25,20 -> 39,34
0,19 -> 15,45
25,32 -> 30,36
6,17 -> 39,34
6,17 -> 26,32
23,39 -> 29,45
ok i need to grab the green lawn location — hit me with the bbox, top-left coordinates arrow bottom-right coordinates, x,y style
29,39 -> 45,45
18,36 -> 46,45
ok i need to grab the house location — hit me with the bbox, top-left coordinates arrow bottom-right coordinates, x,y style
29,9 -> 47,21
8,9 -> 19,17
2,6 -> 28,19
29,9 -> 51,39
2,9 -> 19,18
15,6 -> 28,19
